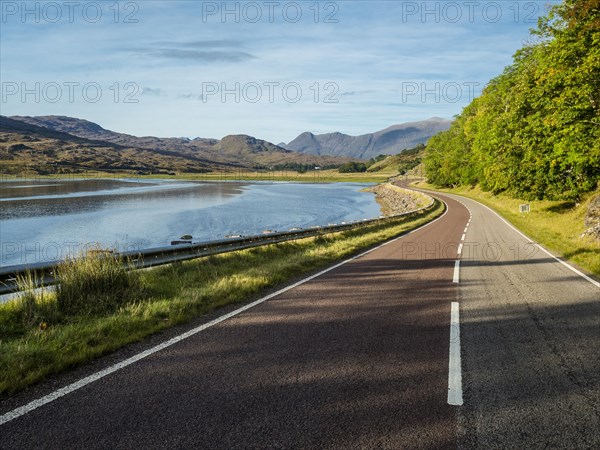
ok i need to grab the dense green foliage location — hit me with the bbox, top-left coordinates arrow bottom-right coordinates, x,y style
339,161 -> 368,173
425,0 -> 600,199
397,144 -> 425,175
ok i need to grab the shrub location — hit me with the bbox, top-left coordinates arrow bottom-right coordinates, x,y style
55,252 -> 145,315
339,162 -> 367,173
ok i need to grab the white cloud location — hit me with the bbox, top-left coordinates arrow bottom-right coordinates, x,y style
0,1 -> 553,143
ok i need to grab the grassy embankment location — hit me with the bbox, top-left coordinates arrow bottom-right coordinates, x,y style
0,199 -> 443,397
413,181 -> 600,277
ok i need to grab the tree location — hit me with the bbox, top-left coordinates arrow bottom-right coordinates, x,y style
339,162 -> 367,173
424,0 -> 600,200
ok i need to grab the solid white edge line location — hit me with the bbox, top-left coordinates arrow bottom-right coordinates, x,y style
415,186 -> 600,289
447,302 -> 463,406
453,260 -> 460,283
462,197 -> 600,289
0,198 -> 450,426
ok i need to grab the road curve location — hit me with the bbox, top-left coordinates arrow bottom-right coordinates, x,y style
443,193 -> 600,449
1,188 -> 598,449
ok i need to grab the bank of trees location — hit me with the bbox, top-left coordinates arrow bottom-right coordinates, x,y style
424,0 -> 600,200
339,161 -> 367,173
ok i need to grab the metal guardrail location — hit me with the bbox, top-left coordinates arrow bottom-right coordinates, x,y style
0,198 -> 437,295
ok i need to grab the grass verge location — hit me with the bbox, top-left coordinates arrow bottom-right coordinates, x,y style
413,182 -> 600,277
0,200 -> 443,398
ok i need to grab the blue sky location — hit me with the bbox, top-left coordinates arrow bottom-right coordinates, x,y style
1,1 -> 558,143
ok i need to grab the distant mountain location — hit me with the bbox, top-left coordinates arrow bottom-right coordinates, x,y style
10,115 -> 117,140
283,118 -> 452,160
4,115 -> 350,174
9,115 -> 219,153
0,116 -> 221,175
217,135 -> 290,155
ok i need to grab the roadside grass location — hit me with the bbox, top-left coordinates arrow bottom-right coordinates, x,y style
413,182 -> 600,277
0,200 -> 443,397
55,252 -> 145,316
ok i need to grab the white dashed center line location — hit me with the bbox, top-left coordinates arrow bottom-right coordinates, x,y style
453,260 -> 460,283
448,302 -> 463,406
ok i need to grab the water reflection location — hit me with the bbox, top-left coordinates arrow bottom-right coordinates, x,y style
1,180 -> 246,220
1,179 -> 380,267
0,178 -> 152,199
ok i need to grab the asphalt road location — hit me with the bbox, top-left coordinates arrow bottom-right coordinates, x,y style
1,190 -> 598,449
449,193 -> 600,449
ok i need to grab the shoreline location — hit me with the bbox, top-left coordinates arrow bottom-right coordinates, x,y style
365,183 -> 431,216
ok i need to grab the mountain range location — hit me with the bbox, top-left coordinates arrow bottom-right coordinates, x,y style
283,118 -> 452,160
1,115 -> 451,175
1,116 -> 348,175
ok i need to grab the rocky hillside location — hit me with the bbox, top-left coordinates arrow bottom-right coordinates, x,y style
0,116 -> 220,175
4,115 -> 350,174
584,195 -> 600,241
9,115 -> 218,154
284,118 -> 451,160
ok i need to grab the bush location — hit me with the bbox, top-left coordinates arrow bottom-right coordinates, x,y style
56,252 -> 145,315
339,162 -> 367,173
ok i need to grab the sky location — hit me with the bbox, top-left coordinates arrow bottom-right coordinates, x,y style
0,1 -> 559,143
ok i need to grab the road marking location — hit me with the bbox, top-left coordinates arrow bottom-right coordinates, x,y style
438,185 -> 599,287
464,227 -> 468,233
419,186 -> 597,289
453,260 -> 460,283
460,197 -> 600,288
448,302 -> 463,406
0,198 -> 450,426
461,233 -> 466,241
457,243 -> 463,256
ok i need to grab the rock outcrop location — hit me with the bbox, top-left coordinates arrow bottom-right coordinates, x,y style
583,195 -> 600,240
367,183 -> 432,216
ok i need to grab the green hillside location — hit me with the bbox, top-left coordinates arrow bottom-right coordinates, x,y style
424,0 -> 599,200
367,144 -> 426,175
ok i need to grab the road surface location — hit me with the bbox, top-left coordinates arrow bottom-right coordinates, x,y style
1,190 -> 598,449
